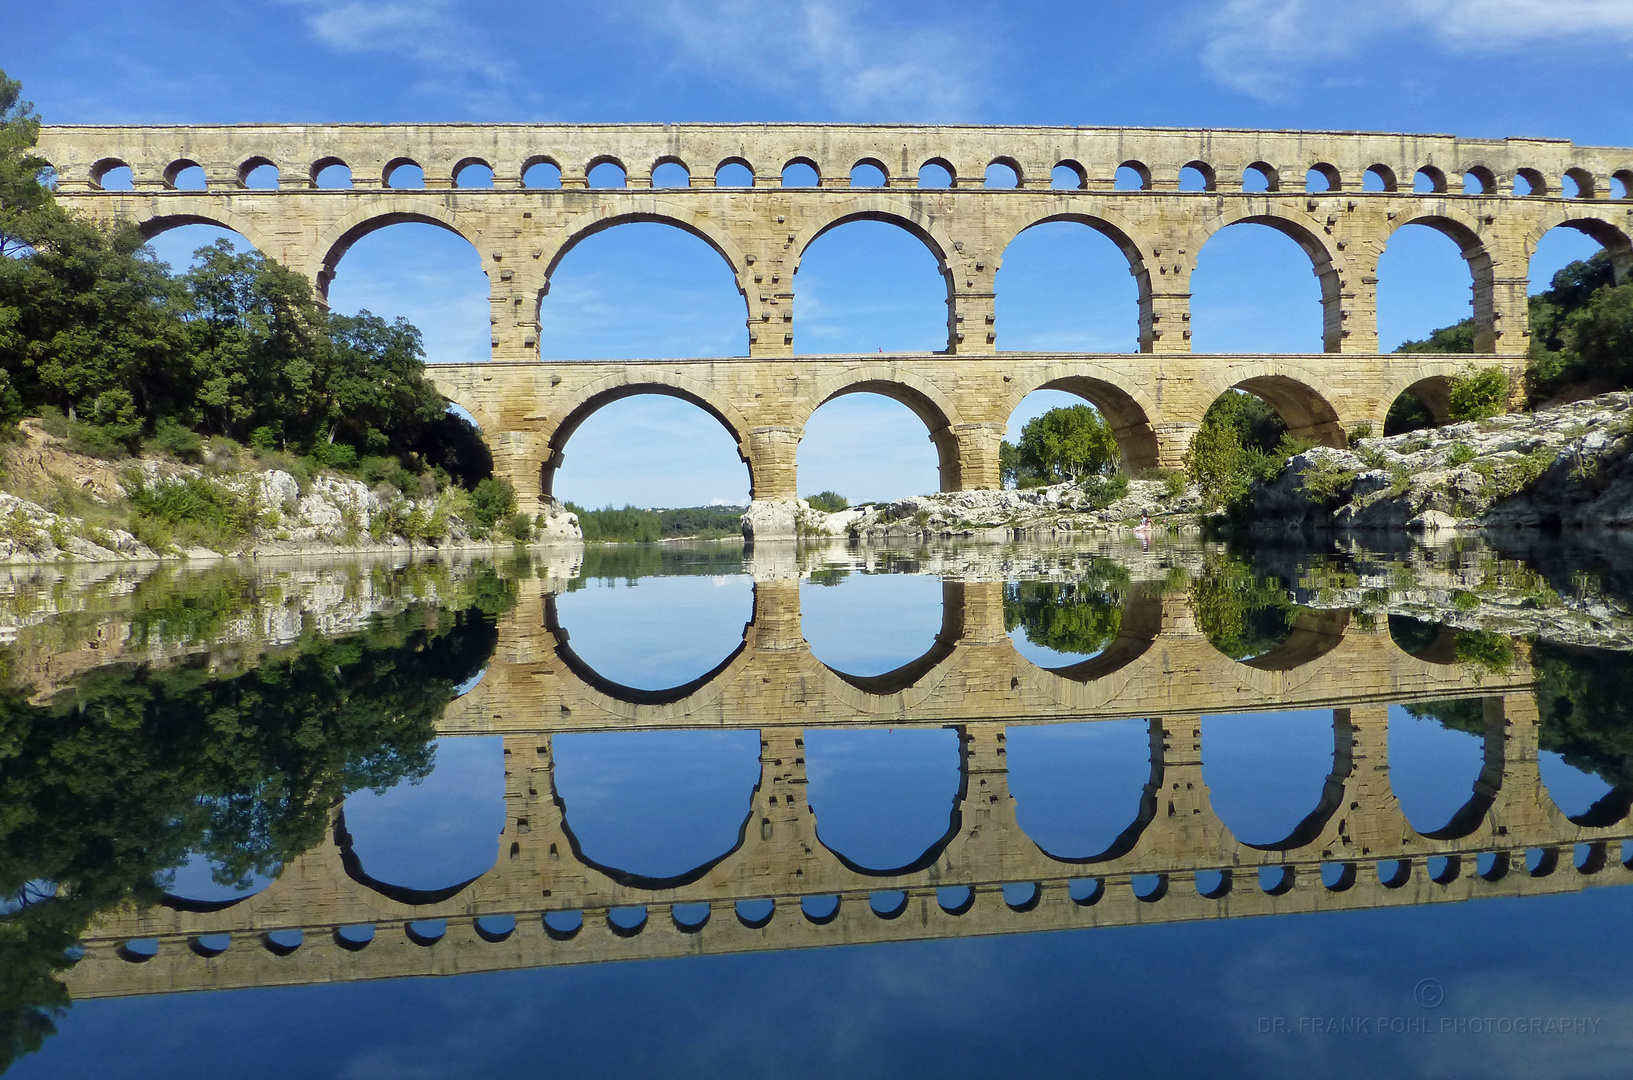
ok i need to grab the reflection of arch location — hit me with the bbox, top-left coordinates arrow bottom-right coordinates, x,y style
1239,609 -> 1349,671
1198,209 -> 1343,352
815,579 -> 962,695
811,730 -> 965,878
540,375 -> 752,497
805,368 -> 964,491
1021,719 -> 1162,865
553,773 -> 757,892
317,202 -> 482,300
1236,710 -> 1351,852
334,809 -> 490,906
1030,592 -> 1161,684
1001,367 -> 1162,472
543,594 -> 750,706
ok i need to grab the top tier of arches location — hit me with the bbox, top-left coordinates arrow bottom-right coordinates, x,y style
39,124 -> 1633,200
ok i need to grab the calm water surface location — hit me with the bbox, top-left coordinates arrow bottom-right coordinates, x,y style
5,536 -> 1633,1078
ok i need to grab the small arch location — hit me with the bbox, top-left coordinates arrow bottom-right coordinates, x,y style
937,886 -> 975,914
1462,166 -> 1496,195
734,899 -> 774,929
163,159 -> 207,190
918,158 -> 954,189
607,907 -> 648,937
715,158 -> 753,187
1305,163 -> 1340,193
1563,167 -> 1596,200
801,896 -> 841,924
91,158 -> 133,191
984,158 -> 1020,189
587,158 -> 627,188
1414,166 -> 1448,194
782,157 -> 820,187
383,158 -> 423,189
453,158 -> 494,188
1363,164 -> 1398,192
406,919 -> 446,946
1179,161 -> 1215,191
673,903 -> 712,932
1612,170 -> 1632,200
1515,168 -> 1546,196
1114,161 -> 1150,191
237,156 -> 279,189
474,915 -> 515,942
850,159 -> 888,188
870,890 -> 909,920
1242,162 -> 1280,192
311,157 -> 352,189
651,158 -> 691,189
1051,160 -> 1086,190
522,157 -> 562,188
542,911 -> 583,939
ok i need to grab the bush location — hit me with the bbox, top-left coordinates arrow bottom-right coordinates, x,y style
468,477 -> 517,534
1080,471 -> 1130,510
1447,442 -> 1476,466
807,490 -> 848,513
149,418 -> 203,463
124,473 -> 258,548
311,441 -> 358,469
505,512 -> 534,542
1447,366 -> 1510,421
1346,421 -> 1374,446
64,421 -> 131,461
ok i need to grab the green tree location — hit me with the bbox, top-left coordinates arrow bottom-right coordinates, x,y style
1013,405 -> 1118,483
1446,365 -> 1510,421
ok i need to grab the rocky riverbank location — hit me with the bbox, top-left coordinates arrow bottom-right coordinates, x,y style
0,421 -> 582,563
1256,391 -> 1633,533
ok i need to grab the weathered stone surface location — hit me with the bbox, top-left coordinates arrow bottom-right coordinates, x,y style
40,121 -> 1633,516
1256,392 -> 1633,531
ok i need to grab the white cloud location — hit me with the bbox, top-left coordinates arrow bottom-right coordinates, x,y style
274,0 -> 514,103
1203,0 -> 1633,99
617,0 -> 992,119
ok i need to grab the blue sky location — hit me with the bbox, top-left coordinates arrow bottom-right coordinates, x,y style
9,0 -> 1632,504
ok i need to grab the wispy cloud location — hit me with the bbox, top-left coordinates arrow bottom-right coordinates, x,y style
274,0 -> 515,108
1203,0 -> 1633,99
616,0 -> 995,119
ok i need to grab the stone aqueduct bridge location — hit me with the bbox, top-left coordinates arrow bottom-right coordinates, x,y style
65,579 -> 1633,999
35,124 -> 1633,527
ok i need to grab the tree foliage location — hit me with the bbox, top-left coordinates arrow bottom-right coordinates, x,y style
1001,405 -> 1119,487
1446,365 -> 1511,422
1182,392 -> 1308,515
0,599 -> 501,1071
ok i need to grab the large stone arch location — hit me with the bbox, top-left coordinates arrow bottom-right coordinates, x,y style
791,196 -> 962,351
1522,210 -> 1633,286
315,199 -> 485,301
1196,207 -> 1347,353
998,364 -> 1163,472
1376,358 -> 1471,431
1383,211 -> 1502,352
537,372 -> 754,499
132,206 -> 280,263
1191,361 -> 1350,447
992,207 -> 1153,355
803,366 -> 966,492
545,200 -> 749,285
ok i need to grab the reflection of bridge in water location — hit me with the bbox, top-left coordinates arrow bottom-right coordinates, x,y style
67,576 -> 1633,999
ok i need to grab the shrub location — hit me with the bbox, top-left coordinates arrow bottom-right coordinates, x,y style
807,490 -> 848,513
125,473 -> 258,548
248,426 -> 278,451
468,477 -> 517,533
65,422 -> 131,461
1446,442 -> 1477,466
1080,471 -> 1130,510
505,512 -> 534,542
149,418 -> 204,463
1346,421 -> 1374,446
311,441 -> 358,469
1447,366 -> 1510,421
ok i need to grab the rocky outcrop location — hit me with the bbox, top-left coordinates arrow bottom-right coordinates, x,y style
790,477 -> 1203,541
1255,392 -> 1633,532
0,493 -> 156,563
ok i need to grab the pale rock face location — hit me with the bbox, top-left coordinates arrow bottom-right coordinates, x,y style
742,500 -> 800,541
535,500 -> 582,541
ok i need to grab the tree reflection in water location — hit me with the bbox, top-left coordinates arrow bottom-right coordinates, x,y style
1003,564 -> 1128,669
0,569 -> 507,1072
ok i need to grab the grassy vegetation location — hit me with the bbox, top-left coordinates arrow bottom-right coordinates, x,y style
564,503 -> 745,543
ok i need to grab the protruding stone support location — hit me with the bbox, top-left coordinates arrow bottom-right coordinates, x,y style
491,429 -> 550,518
951,422 -> 1005,491
1140,288 -> 1192,353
